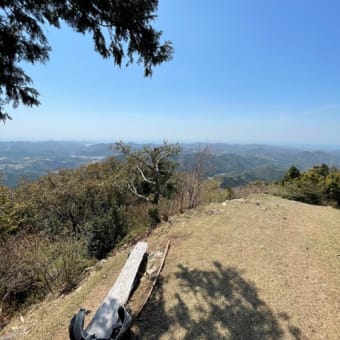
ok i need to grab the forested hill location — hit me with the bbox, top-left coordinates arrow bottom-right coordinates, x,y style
1,141 -> 340,187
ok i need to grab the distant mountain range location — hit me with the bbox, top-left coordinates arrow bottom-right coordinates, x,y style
1,141 -> 340,187
177,144 -> 340,187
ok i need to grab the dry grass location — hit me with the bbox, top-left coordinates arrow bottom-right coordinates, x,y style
1,195 -> 339,339
134,195 -> 340,339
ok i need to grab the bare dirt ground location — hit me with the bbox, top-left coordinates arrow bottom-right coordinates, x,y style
1,195 -> 339,339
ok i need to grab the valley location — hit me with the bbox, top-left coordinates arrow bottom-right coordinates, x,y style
1,141 -> 340,187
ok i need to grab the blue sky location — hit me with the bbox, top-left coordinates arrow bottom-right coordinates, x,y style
1,0 -> 340,146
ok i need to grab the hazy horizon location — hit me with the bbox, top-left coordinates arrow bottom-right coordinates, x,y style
0,138 -> 339,152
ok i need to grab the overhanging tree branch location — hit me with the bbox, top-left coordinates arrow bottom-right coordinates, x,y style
136,166 -> 155,185
0,0 -> 173,121
127,183 -> 150,202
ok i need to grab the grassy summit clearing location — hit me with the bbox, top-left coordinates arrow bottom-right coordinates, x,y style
2,195 -> 339,339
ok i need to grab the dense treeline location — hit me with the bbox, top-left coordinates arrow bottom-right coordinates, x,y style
0,158 -> 127,324
278,164 -> 340,207
0,144 -> 231,325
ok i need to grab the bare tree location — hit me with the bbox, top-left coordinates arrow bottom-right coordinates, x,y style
115,141 -> 180,205
182,146 -> 212,209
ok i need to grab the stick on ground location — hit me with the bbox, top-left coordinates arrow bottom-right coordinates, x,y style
135,241 -> 171,317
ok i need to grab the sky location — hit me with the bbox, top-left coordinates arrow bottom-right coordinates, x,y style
1,0 -> 340,147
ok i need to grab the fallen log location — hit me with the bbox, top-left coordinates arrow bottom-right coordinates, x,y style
69,241 -> 148,340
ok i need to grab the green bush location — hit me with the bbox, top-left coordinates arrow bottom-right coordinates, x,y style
87,206 -> 127,259
278,164 -> 340,207
148,207 -> 161,228
282,165 -> 300,183
0,185 -> 20,239
325,172 -> 340,206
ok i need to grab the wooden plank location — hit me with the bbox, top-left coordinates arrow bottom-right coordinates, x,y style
85,241 -> 147,338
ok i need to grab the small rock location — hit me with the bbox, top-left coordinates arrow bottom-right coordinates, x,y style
146,265 -> 158,280
84,266 -> 94,274
149,251 -> 163,259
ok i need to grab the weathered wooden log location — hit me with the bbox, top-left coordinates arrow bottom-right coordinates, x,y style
69,241 -> 148,340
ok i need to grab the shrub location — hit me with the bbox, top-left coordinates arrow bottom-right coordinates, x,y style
277,164 -> 340,207
87,206 -> 127,259
125,202 -> 151,231
282,165 -> 300,183
0,185 -> 20,239
202,180 -> 234,203
325,172 -> 340,207
158,197 -> 181,221
0,233 -> 88,323
148,207 -> 161,228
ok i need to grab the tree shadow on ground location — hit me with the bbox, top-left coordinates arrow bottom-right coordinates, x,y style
132,262 -> 302,339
